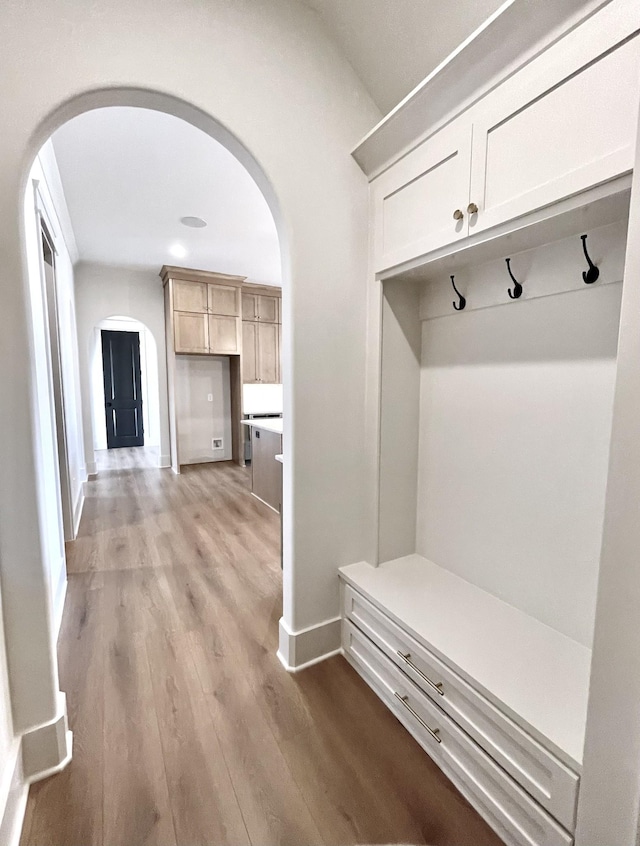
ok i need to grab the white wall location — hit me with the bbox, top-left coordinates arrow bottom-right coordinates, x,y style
378,279 -> 421,563
0,0 -> 378,790
90,317 -> 161,451
175,356 -> 232,463
38,142 -> 86,542
413,223 -> 627,647
75,263 -> 172,470
23,146 -> 85,633
0,579 -> 17,836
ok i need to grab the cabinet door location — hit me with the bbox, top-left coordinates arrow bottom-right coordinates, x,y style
251,428 -> 282,511
208,284 -> 240,316
372,118 -> 472,273
469,27 -> 640,235
174,311 -> 208,354
257,323 -> 279,383
242,321 -> 258,383
242,293 -> 258,321
208,315 -> 240,354
277,323 -> 282,382
256,295 -> 279,323
173,280 -> 208,313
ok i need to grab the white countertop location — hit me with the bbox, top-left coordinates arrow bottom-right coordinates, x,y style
340,554 -> 591,770
241,418 -> 283,435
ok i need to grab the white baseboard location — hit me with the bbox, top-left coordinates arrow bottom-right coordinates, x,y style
158,454 -> 171,468
277,647 -> 343,673
277,615 -> 342,671
0,740 -> 28,846
73,485 -> 85,537
21,692 -> 72,783
251,491 -> 280,514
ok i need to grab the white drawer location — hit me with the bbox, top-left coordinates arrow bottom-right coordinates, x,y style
342,583 -> 579,831
343,619 -> 572,846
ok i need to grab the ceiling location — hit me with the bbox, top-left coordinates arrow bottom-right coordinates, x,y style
301,0 -> 507,114
51,5 -> 506,280
52,107 -> 281,285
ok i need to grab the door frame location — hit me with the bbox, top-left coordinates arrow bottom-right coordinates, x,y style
100,328 -> 145,449
35,191 -> 75,543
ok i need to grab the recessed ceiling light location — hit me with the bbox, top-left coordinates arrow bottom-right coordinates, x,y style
169,243 -> 188,259
180,216 -> 207,228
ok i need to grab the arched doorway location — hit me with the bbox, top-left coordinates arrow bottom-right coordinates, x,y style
17,89 -> 292,786
89,316 -> 164,470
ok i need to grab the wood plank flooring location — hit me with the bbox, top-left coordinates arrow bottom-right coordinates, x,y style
20,448 -> 503,846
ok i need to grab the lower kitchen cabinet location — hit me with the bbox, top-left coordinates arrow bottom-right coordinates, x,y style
251,426 -> 282,511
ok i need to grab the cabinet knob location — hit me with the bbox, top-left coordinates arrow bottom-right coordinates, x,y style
467,202 -> 478,215
453,209 -> 464,221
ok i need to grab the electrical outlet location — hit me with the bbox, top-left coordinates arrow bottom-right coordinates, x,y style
212,438 -> 223,450
207,393 -> 213,402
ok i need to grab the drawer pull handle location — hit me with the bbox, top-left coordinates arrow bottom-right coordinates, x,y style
467,202 -> 479,215
394,692 -> 441,744
452,208 -> 464,221
397,651 -> 444,696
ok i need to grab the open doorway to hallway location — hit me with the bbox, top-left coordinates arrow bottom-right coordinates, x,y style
23,102 -> 285,648
91,316 -> 164,471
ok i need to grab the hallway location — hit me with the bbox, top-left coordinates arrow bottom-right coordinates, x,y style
19,451 -> 501,846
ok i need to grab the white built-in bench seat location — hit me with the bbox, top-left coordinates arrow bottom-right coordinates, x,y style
340,555 -> 591,846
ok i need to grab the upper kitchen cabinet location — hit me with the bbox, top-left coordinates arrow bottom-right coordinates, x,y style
161,266 -> 245,355
208,282 -> 240,316
242,284 -> 281,323
241,283 -> 282,384
364,0 -> 640,275
173,279 -> 208,313
173,310 -> 209,354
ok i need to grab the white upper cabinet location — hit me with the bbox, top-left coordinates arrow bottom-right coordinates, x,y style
469,16 -> 640,236
372,119 -> 472,272
369,0 -> 640,275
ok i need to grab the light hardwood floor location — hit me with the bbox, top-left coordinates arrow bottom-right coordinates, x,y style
20,448 -> 502,846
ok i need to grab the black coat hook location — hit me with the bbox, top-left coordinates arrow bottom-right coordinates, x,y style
581,234 -> 600,284
505,258 -> 523,300
451,275 -> 466,311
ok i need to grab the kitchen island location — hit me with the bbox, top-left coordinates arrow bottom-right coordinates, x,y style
241,418 -> 282,512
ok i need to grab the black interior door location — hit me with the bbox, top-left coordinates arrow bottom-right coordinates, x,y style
101,330 -> 144,449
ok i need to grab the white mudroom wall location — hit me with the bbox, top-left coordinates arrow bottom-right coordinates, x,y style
379,218 -> 628,649
416,221 -> 627,647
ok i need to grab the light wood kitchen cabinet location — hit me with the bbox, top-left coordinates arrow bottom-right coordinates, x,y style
241,282 -> 282,384
241,322 -> 257,382
174,311 -> 208,354
173,279 -> 209,313
208,283 -> 240,316
208,314 -> 241,355
256,322 -> 279,383
242,291 -> 279,323
242,320 -> 279,383
161,265 -> 246,470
